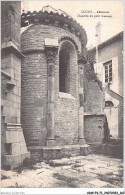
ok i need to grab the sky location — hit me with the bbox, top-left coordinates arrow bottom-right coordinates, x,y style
21,1 -> 124,48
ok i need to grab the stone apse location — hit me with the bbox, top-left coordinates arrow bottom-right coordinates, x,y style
21,6 -> 105,161
1,2 -> 105,168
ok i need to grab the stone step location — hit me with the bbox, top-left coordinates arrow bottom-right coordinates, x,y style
29,144 -> 91,162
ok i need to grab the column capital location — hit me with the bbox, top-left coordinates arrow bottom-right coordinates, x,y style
45,47 -> 58,62
78,53 -> 87,65
45,38 -> 58,62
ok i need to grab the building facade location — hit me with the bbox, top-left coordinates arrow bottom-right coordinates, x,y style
1,1 -> 30,169
89,32 -> 123,139
1,2 -> 106,168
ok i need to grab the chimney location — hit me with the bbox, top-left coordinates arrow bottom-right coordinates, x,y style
95,22 -> 102,45
22,1 -> 29,13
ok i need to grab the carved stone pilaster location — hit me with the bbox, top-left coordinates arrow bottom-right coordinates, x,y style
78,53 -> 87,65
45,46 -> 58,146
78,56 -> 86,145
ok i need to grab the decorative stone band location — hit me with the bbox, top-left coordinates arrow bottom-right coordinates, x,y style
21,48 -> 44,55
21,36 -> 79,56
59,36 -> 79,52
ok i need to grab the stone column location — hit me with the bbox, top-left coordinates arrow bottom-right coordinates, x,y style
45,46 -> 58,146
78,56 -> 86,145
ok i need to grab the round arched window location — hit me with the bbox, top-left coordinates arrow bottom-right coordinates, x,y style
59,40 -> 77,96
105,101 -> 114,107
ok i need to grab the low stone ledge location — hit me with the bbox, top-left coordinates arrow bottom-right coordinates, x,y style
84,112 -> 105,116
29,144 -> 91,161
90,143 -> 123,159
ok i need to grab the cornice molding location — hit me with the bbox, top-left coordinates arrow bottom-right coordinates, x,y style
21,48 -> 45,55
2,41 -> 25,59
21,9 -> 87,47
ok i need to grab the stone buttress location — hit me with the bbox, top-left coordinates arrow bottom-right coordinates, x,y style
1,1 -> 30,169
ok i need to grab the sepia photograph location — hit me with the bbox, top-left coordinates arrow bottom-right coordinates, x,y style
1,0 -> 124,193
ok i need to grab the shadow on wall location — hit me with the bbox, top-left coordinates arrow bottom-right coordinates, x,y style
103,115 -> 110,143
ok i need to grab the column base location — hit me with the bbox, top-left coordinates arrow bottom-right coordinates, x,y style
78,138 -> 86,145
46,139 -> 56,146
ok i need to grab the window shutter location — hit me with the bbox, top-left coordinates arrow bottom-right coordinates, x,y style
97,62 -> 103,82
110,56 -> 119,94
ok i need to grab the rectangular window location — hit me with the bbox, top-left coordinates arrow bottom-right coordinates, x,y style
104,60 -> 112,83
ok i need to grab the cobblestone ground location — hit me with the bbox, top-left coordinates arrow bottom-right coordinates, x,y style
1,154 -> 123,188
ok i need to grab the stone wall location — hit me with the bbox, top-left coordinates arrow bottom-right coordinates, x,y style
55,94 -> 79,145
1,53 -> 21,124
21,52 -> 47,147
1,1 -> 21,49
83,65 -> 105,143
84,81 -> 104,113
21,25 -> 81,52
